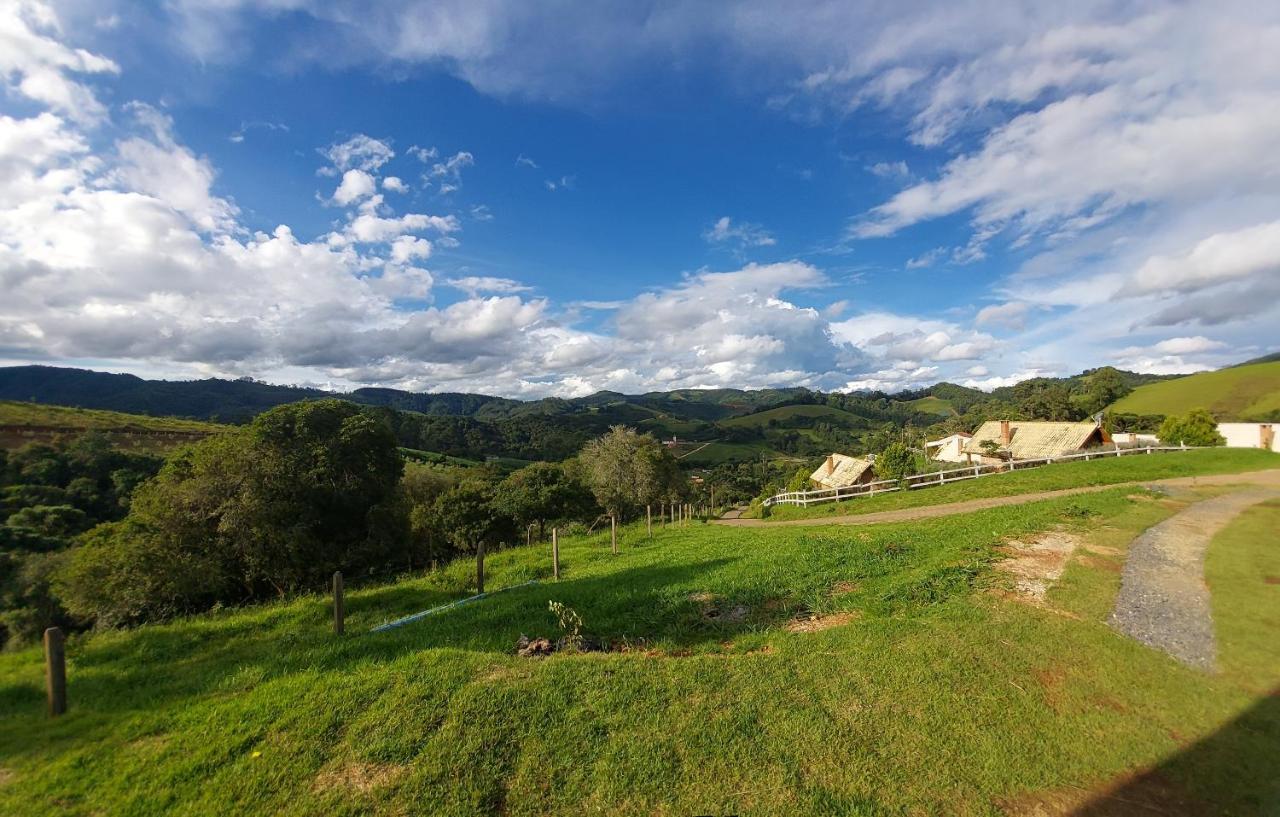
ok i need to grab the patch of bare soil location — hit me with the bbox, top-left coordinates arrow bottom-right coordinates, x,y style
1265,575 -> 1280,585
1082,543 -> 1120,557
1000,768 -> 1214,816
831,580 -> 860,595
996,531 -> 1081,604
313,761 -> 406,794
689,592 -> 750,623
1034,665 -> 1067,713
0,768 -> 14,787
785,611 -> 860,633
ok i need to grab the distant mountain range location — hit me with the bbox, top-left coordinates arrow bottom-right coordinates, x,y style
0,362 -> 1228,425
3,360 -> 1274,463
0,365 -> 820,424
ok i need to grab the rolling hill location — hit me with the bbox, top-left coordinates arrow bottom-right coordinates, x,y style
900,395 -> 955,416
1110,360 -> 1280,421
718,404 -> 871,428
0,400 -> 229,452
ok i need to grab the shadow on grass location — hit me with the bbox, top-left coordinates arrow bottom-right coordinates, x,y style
1070,687 -> 1280,816
0,557 -> 777,734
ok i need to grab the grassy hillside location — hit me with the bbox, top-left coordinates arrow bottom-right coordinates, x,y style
0,400 -> 229,451
1110,361 -> 1280,420
671,439 -> 789,465
2,488 -> 1277,814
718,404 -> 869,428
0,400 -> 226,433
900,395 -> 955,416
763,448 -> 1280,521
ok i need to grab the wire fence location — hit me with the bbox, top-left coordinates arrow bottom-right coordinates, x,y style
763,444 -> 1192,508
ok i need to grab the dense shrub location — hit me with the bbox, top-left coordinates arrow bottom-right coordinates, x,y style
1158,409 -> 1225,447
876,442 -> 919,482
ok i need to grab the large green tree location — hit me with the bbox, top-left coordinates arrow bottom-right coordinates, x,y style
495,461 -> 595,541
58,400 -> 408,626
431,480 -> 517,593
579,426 -> 680,520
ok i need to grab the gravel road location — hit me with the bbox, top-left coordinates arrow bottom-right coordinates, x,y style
1110,487 -> 1279,671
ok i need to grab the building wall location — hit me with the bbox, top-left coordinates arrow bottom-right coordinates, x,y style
1112,433 -> 1159,446
1218,423 -> 1279,452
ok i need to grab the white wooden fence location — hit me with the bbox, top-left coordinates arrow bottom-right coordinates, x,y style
763,444 -> 1190,508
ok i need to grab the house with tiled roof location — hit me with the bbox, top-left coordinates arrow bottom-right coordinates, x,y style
963,420 -> 1107,464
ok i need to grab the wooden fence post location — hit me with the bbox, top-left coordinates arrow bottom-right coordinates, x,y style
332,571 -> 344,635
610,514 -> 618,554
476,542 -> 486,594
45,627 -> 66,717
552,528 -> 560,580
646,504 -> 652,538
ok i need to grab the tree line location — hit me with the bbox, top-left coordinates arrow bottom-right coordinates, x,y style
1,402 -> 695,643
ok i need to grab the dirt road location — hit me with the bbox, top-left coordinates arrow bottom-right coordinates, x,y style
713,469 -> 1280,528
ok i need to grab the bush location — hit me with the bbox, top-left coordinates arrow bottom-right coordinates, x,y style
1158,409 -> 1225,447
876,442 -> 918,482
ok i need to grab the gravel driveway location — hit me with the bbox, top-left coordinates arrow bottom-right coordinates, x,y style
1110,487 -> 1279,671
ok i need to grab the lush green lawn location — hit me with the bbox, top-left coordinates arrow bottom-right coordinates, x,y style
764,447 -> 1280,521
1110,360 -> 1280,420
1,486 -> 1277,815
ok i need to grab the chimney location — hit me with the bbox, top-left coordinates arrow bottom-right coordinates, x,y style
999,420 -> 1012,446
825,454 -> 835,475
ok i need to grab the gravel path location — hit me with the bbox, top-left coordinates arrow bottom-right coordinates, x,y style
1110,487 -> 1279,671
714,469 -> 1280,528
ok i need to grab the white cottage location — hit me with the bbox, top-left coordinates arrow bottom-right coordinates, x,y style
924,432 -> 972,463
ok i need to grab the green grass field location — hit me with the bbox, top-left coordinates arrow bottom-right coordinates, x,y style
0,400 -> 230,452
763,448 -> 1280,520
901,395 -> 955,416
1110,360 -> 1280,420
1,484 -> 1278,815
718,403 -> 868,428
0,400 -> 227,434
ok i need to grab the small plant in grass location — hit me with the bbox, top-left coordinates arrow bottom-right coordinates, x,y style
548,600 -> 584,651
1062,502 -> 1098,519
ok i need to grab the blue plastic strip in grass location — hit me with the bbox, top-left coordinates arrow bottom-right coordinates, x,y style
369,580 -> 540,633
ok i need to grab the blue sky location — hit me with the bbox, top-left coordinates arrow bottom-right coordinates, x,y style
2,2 -> 1278,397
